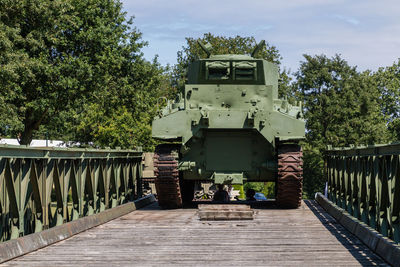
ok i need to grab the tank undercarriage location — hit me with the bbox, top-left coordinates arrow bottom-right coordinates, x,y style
154,142 -> 303,209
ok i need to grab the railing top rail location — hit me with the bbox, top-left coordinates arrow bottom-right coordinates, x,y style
325,142 -> 400,157
0,144 -> 143,159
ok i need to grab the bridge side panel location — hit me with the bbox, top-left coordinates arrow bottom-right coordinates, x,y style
0,145 -> 143,242
326,144 -> 400,244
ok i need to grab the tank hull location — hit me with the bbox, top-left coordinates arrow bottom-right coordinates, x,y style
152,107 -> 304,184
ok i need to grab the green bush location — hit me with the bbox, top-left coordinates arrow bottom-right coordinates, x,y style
243,182 -> 275,199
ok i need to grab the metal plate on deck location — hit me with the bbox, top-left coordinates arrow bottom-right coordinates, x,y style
198,204 -> 254,220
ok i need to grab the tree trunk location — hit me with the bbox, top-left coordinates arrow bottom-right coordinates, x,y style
19,127 -> 34,145
18,108 -> 47,145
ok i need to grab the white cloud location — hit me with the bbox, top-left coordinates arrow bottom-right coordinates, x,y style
333,14 -> 360,25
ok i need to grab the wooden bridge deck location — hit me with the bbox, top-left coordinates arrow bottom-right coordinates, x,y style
1,200 -> 388,266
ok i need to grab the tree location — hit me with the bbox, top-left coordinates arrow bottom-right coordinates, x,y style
173,33 -> 293,98
70,58 -> 173,151
375,60 -> 400,140
301,142 -> 325,199
295,54 -> 392,197
0,0 -> 166,147
296,54 -> 391,149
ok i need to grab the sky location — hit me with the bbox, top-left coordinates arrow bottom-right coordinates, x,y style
121,0 -> 400,72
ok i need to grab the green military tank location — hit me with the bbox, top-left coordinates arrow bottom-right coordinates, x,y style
152,41 -> 305,208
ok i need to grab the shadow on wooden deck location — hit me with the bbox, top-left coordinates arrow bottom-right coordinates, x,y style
305,200 -> 388,266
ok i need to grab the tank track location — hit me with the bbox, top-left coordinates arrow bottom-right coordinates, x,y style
154,144 -> 182,209
276,143 -> 303,208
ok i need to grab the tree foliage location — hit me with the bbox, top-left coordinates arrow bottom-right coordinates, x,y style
296,54 -> 391,149
0,0 -> 170,149
301,142 -> 325,199
68,56 -> 172,151
375,59 -> 400,140
243,182 -> 275,199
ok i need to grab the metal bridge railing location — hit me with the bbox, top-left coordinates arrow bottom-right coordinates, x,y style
325,143 -> 400,243
0,145 -> 143,242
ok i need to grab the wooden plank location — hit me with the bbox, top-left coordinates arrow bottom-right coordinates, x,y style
2,200 -> 388,266
198,204 -> 251,210
198,210 -> 254,220
198,204 -> 254,220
